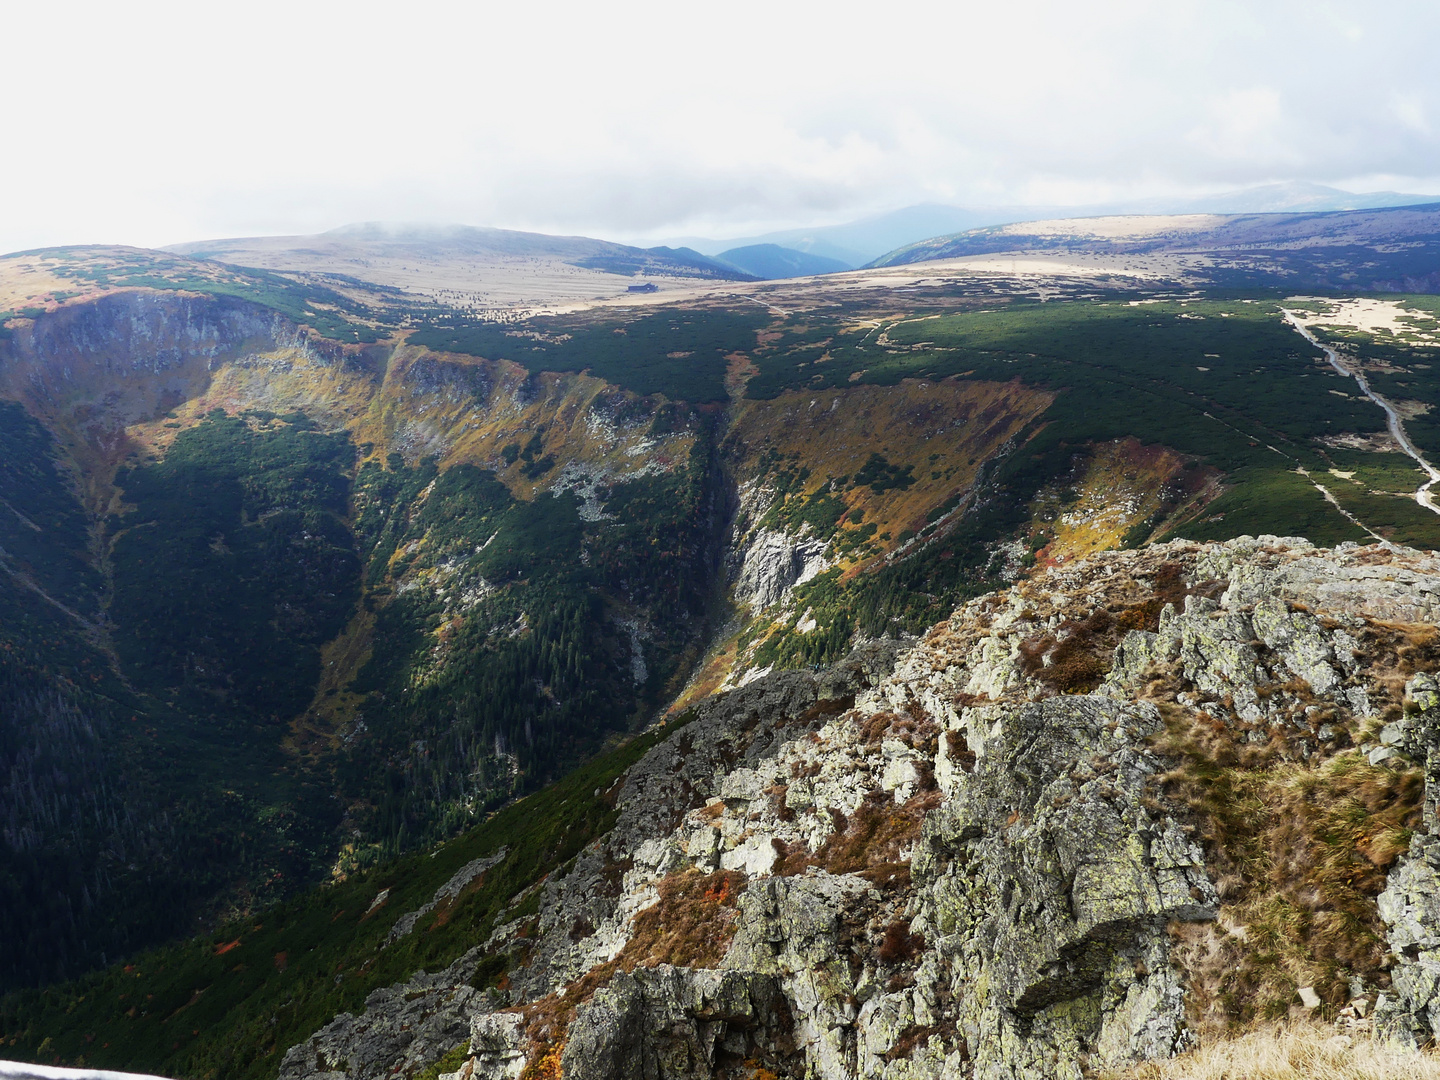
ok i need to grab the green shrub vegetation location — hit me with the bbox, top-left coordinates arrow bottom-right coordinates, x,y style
0,406 -> 338,992
408,308 -> 767,402
111,412 -> 361,722
339,425 -> 722,853
0,713 -> 693,1080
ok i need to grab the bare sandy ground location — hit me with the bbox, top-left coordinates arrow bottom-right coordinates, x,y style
986,214 -> 1229,240
560,249 -> 1204,318
163,230 -> 739,313
1288,297 -> 1440,343
177,245 -> 711,312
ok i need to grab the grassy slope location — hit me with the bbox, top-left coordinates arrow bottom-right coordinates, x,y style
407,308 -> 769,403
1,248 -> 386,344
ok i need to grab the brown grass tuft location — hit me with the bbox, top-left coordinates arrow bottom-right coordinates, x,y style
620,869 -> 747,971
945,730 -> 977,772
1017,565 -> 1219,696
1019,607 -> 1114,694
883,1024 -> 943,1063
878,918 -> 925,964
1102,1021 -> 1440,1080
857,709 -> 941,755
1154,703 -> 1424,1031
511,868 -> 747,1076
775,787 -> 940,878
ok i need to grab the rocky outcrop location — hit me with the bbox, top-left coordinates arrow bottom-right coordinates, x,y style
279,949 -> 495,1080
278,537 -> 1440,1080
561,967 -> 800,1080
733,528 -> 830,610
385,849 -> 509,946
916,695 -> 1213,1079
511,644 -> 898,1003
1375,674 -> 1440,1047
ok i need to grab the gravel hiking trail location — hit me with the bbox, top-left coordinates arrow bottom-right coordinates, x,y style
1285,309 -> 1440,517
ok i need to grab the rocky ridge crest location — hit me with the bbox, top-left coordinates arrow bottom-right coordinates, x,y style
280,536 -> 1440,1080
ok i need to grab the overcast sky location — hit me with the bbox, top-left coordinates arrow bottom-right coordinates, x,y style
5,0 -> 1440,254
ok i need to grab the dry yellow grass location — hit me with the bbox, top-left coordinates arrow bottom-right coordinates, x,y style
724,376 -> 1053,562
1107,1023 -> 1440,1080
1033,436 -> 1210,561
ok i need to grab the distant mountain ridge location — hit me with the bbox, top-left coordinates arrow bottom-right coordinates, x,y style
714,243 -> 851,279
161,182 -> 1440,294
165,223 -> 756,301
867,201 -> 1440,292
671,182 -> 1440,266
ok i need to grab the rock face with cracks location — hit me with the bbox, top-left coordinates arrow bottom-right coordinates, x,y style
911,695 -> 1213,1079
1375,671 -> 1440,1048
281,536 -> 1440,1080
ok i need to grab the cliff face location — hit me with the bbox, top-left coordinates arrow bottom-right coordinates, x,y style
271,536 -> 1440,1079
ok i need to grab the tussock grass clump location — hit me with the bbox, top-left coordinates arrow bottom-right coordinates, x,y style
1156,703 -> 1424,1029
514,868 -> 747,1077
1357,620 -> 1440,719
621,869 -> 748,970
1019,607 -> 1114,693
1104,1022 -> 1440,1080
774,787 -> 940,881
1018,566 -> 1227,695
878,919 -> 926,964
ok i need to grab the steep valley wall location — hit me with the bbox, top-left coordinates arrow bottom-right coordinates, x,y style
0,289 -> 1072,729
0,290 -> 1068,992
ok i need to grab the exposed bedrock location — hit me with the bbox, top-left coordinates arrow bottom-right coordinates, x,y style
732,527 -> 831,611
277,537 -> 1440,1080
562,967 -> 801,1080
1375,672 -> 1440,1048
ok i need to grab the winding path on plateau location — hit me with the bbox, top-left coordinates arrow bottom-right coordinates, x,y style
1284,309 -> 1440,518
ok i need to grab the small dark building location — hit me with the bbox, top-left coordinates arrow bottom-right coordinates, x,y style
627,281 -> 659,293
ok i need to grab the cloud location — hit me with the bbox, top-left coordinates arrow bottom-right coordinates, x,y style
4,0 -> 1440,252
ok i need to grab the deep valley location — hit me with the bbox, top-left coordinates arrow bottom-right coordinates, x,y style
2,217 -> 1440,1080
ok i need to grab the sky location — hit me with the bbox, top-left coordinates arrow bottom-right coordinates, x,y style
5,0 -> 1440,254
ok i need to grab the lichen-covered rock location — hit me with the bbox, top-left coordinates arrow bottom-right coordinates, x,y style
463,1013 -> 527,1080
560,966 -> 800,1080
1375,674 -> 1440,1047
913,696 -> 1212,1080
1251,595 -> 1341,695
277,949 -> 492,1080
1375,840 -> 1440,1048
722,873 -> 883,1078
511,647 -> 899,1003
1215,539 -> 1440,623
